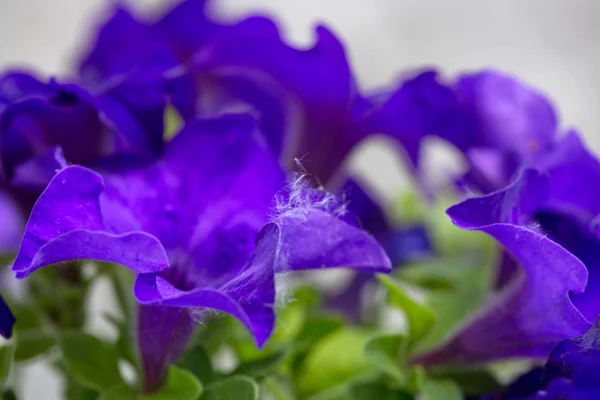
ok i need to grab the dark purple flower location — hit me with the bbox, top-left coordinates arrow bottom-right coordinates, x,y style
136,0 -> 400,186
77,6 -> 198,150
11,113 -> 391,391
366,69 -> 558,194
415,168 -> 591,365
540,317 -> 600,399
0,295 -> 15,339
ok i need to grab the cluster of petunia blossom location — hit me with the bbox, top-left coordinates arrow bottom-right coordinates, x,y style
1,0 -> 600,398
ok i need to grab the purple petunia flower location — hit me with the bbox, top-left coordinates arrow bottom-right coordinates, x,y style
415,130 -> 600,366
539,317 -> 600,399
480,318 -> 600,399
11,113 -> 391,391
366,69 -> 558,195
83,1 -> 425,189
414,168 -> 591,365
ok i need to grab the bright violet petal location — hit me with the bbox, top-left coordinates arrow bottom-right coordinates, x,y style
416,169 -> 590,365
99,114 -> 284,255
12,165 -> 169,278
0,294 -> 15,339
536,212 -> 600,323
134,224 -> 278,347
267,181 -> 391,273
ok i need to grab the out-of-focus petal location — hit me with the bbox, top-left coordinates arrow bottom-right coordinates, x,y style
540,318 -> 600,399
416,169 -> 590,365
0,190 -> 24,255
0,295 -> 15,339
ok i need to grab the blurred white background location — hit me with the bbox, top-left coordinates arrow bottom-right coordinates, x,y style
1,0 -> 599,398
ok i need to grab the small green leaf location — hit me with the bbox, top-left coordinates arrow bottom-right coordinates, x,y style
97,384 -> 135,400
296,315 -> 345,346
2,389 -> 17,400
349,382 -> 413,400
297,328 -> 372,396
378,275 -> 435,344
164,107 -> 183,141
104,313 -> 139,372
364,333 -> 407,381
408,367 -> 462,400
179,344 -> 214,383
202,375 -> 259,400
60,332 -> 123,391
141,366 -> 202,400
14,329 -> 56,362
262,376 -> 294,400
427,367 -> 501,395
0,344 -> 14,385
233,350 -> 286,379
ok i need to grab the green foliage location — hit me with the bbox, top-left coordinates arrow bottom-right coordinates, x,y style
364,333 -> 408,382
296,328 -> 372,396
0,344 -> 13,386
59,332 -> 124,391
179,344 -> 214,384
143,366 -> 203,400
378,275 -> 435,345
201,375 -> 259,400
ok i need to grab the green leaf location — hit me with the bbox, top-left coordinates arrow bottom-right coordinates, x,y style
233,350 -> 286,379
408,367 -> 462,400
296,314 -> 345,347
164,107 -> 183,141
378,275 -> 435,344
427,367 -> 501,395
349,382 -> 413,400
2,390 -> 17,400
202,375 -> 258,400
104,313 -> 139,372
11,304 -> 56,362
262,376 -> 294,400
141,366 -> 202,400
297,328 -> 372,396
0,344 -> 14,385
60,332 -> 123,391
408,261 -> 494,354
179,344 -> 214,384
97,384 -> 135,400
14,329 -> 56,362
364,333 -> 407,382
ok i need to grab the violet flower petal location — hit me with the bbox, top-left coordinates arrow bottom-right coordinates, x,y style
12,165 -> 169,278
267,180 -> 391,274
541,318 -> 600,399
135,223 -> 278,348
416,169 -> 590,365
196,16 -> 358,182
456,70 -> 557,155
78,6 -> 196,150
0,294 -> 15,339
